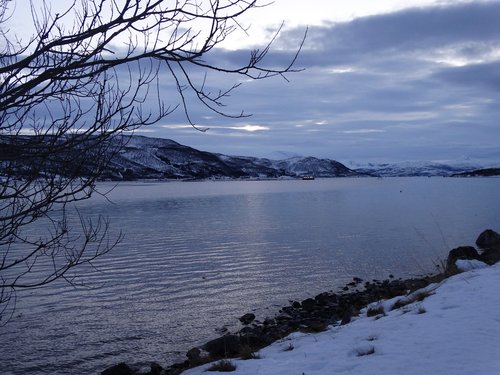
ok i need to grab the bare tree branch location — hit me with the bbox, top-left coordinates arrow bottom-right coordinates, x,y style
0,0 -> 305,323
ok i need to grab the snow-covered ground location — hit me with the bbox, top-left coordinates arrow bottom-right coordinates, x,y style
183,262 -> 500,375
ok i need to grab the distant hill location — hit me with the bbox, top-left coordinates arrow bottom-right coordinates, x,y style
2,134 -> 497,180
451,168 -> 500,177
102,136 -> 361,180
351,160 -> 494,177
0,135 -> 361,180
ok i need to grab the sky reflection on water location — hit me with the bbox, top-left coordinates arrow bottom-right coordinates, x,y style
1,177 -> 500,374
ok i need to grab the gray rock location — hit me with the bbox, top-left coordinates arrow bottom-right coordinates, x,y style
275,312 -> 293,321
239,313 -> 256,325
149,362 -> 162,375
101,363 -> 135,375
186,347 -> 201,362
480,247 -> 500,265
263,317 -> 276,326
474,229 -> 500,265
301,298 -> 317,311
476,229 -> 500,250
202,335 -> 241,358
446,246 -> 480,272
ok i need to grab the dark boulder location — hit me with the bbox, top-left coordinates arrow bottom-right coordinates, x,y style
239,313 -> 256,325
340,311 -> 352,325
301,298 -> 317,311
481,249 -> 500,265
476,229 -> 500,250
101,363 -> 135,375
239,328 -> 273,348
275,312 -> 293,322
314,292 -> 332,306
281,306 -> 296,315
475,229 -> 500,265
446,246 -> 480,272
186,347 -> 202,363
202,335 -> 241,358
263,317 -> 275,326
149,363 -> 162,375
239,326 -> 256,335
302,319 -> 329,332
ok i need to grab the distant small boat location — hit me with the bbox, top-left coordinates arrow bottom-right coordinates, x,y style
302,175 -> 315,180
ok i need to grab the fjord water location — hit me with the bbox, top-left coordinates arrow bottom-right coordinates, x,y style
1,177 -> 500,374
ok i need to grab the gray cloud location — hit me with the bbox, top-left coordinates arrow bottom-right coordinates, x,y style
147,2 -> 500,164
295,2 -> 500,64
433,61 -> 500,91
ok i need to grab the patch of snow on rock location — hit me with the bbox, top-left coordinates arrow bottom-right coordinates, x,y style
455,258 -> 489,272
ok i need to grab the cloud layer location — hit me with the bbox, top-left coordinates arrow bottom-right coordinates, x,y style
148,1 -> 500,163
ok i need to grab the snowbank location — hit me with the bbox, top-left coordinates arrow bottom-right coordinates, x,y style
183,263 -> 500,375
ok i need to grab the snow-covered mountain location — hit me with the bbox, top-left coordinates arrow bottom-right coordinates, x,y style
106,138 -> 500,179
103,136 -> 360,180
2,135 -> 498,179
0,135 -> 358,180
351,160 -> 488,177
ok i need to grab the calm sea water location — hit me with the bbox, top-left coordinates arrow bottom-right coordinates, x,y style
1,177 -> 500,374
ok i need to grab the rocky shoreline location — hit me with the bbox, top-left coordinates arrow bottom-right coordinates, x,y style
102,229 -> 500,375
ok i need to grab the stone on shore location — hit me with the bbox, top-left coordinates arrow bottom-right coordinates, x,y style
476,229 -> 500,250
446,246 -> 480,273
476,229 -> 500,265
202,335 -> 241,358
239,313 -> 256,325
101,363 -> 135,375
149,363 -> 162,375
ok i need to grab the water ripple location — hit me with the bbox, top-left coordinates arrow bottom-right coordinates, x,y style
1,178 -> 500,374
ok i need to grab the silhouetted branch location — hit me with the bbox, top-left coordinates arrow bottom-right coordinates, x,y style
0,0 -> 305,322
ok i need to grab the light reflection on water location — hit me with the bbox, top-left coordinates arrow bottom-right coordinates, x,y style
1,177 -> 500,374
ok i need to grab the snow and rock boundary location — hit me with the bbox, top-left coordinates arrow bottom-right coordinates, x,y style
183,261 -> 500,375
101,229 -> 500,375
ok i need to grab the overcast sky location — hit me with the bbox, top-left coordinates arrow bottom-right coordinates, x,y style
154,0 -> 500,164
8,0 -> 500,164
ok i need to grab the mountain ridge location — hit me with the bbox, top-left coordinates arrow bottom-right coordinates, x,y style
0,135 -> 360,180
1,134 -> 498,180
104,135 -> 360,180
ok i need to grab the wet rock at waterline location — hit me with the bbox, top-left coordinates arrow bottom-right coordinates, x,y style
239,313 -> 256,325
476,229 -> 500,265
202,335 -> 242,358
101,363 -> 135,375
476,229 -> 500,250
446,246 -> 480,273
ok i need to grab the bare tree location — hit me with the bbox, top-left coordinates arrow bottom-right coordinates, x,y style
0,0 -> 304,322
